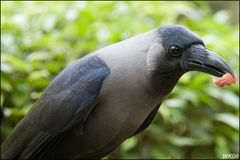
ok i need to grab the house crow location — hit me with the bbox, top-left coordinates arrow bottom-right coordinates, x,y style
1,25 -> 235,159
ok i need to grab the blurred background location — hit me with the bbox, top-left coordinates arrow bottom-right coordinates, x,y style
1,1 -> 239,159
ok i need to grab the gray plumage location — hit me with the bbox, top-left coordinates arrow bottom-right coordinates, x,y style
1,25 -> 234,159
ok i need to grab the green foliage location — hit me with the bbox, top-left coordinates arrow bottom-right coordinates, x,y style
1,1 -> 239,159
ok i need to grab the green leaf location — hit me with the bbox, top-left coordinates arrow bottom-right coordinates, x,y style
214,113 -> 239,130
122,137 -> 137,152
167,136 -> 212,146
215,136 -> 230,159
1,54 -> 32,73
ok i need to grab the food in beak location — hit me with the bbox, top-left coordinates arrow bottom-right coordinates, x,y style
214,73 -> 236,87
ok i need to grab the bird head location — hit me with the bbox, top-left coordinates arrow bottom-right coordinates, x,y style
148,25 -> 234,93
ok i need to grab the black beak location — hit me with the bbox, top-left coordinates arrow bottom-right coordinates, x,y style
185,44 -> 234,77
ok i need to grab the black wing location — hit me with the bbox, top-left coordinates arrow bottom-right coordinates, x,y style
1,55 -> 110,159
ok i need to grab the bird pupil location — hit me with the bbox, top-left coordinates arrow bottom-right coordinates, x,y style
172,46 -> 179,53
169,45 -> 182,56
173,48 -> 178,53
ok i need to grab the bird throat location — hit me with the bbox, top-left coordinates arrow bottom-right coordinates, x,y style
150,69 -> 183,97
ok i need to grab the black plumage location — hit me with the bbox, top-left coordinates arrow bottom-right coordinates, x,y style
1,55 -> 110,159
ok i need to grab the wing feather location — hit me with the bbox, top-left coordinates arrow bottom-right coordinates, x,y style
1,55 -> 110,159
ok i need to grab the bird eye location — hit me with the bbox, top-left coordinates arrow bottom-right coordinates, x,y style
169,45 -> 182,57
